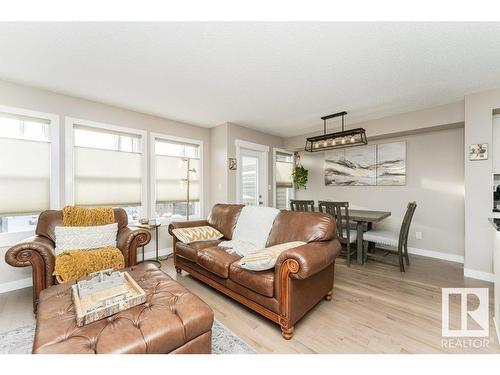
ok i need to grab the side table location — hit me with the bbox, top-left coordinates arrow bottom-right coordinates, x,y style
133,222 -> 162,268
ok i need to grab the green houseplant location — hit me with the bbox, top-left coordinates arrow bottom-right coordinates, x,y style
292,154 -> 308,189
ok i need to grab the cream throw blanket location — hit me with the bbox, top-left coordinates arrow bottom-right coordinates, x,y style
219,206 -> 280,256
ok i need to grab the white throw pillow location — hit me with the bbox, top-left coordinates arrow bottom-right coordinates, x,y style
237,241 -> 306,271
54,223 -> 118,255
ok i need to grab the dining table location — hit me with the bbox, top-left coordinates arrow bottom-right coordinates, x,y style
348,210 -> 391,264
311,207 -> 391,264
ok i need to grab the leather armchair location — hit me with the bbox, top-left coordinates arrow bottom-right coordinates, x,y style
4,208 -> 151,313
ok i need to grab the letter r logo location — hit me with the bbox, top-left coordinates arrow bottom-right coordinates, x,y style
442,288 -> 489,337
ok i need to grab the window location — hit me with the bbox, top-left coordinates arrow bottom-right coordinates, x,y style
151,134 -> 202,221
0,107 -> 59,238
66,119 -> 147,222
274,149 -> 294,210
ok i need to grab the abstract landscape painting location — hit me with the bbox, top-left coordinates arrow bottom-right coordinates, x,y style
325,145 -> 376,186
376,142 -> 406,185
324,141 -> 406,186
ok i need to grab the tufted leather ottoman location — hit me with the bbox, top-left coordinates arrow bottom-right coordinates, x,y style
32,263 -> 214,354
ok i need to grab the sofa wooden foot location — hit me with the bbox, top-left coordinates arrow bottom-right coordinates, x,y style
175,266 -> 182,274
281,326 -> 294,340
325,290 -> 333,301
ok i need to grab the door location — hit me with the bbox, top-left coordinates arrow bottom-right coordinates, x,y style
238,147 -> 267,206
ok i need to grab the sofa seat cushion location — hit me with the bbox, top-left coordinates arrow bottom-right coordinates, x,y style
176,240 -> 222,262
197,246 -> 241,279
229,263 -> 274,298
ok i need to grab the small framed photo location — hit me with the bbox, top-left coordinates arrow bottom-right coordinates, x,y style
469,143 -> 488,161
228,158 -> 237,170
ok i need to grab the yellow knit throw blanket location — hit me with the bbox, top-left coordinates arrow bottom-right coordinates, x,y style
54,206 -> 125,283
54,247 -> 125,284
62,205 -> 115,227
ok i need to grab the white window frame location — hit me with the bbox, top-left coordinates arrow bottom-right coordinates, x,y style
150,132 -> 204,223
235,139 -> 269,206
272,148 -> 295,208
0,105 -> 60,247
65,117 -> 147,222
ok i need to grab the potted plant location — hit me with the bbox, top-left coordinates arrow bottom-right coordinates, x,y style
292,153 -> 308,190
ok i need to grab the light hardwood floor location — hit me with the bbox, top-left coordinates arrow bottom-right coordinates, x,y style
1,254 -> 499,353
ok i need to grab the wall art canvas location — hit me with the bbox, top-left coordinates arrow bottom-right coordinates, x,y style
324,145 -> 376,186
324,141 -> 406,186
376,142 -> 406,185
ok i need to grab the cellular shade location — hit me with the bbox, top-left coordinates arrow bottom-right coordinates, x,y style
276,160 -> 293,188
155,155 -> 200,202
74,147 -> 142,206
0,138 -> 50,215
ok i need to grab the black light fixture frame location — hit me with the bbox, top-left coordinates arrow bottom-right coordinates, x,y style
304,111 -> 368,152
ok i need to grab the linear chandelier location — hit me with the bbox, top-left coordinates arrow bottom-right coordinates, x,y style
304,111 -> 367,152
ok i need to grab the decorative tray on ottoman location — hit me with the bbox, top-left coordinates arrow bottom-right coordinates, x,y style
71,268 -> 146,327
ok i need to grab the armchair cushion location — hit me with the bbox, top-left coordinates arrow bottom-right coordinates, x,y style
275,240 -> 341,280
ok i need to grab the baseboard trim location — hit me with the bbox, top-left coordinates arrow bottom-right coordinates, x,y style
0,248 -> 175,295
0,277 -> 32,294
463,268 -> 494,282
377,244 -> 464,264
139,247 -> 173,262
407,247 -> 464,263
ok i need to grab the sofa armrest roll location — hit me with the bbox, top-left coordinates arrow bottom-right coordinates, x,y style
275,239 -> 341,280
5,235 -> 57,311
116,227 -> 151,266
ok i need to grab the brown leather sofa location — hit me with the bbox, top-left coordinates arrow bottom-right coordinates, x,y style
5,208 -> 151,312
168,204 -> 341,339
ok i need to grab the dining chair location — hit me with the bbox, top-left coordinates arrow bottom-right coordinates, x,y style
362,202 -> 417,272
318,201 -> 357,267
290,199 -> 315,212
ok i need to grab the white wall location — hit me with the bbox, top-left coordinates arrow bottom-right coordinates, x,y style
464,89 -> 500,279
210,122 -> 284,206
0,79 -> 211,287
210,123 -> 229,206
293,127 -> 465,259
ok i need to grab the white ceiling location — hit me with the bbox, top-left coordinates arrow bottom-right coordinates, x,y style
1,22 -> 500,137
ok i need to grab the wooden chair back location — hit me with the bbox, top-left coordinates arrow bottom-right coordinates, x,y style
398,201 -> 417,248
318,201 -> 351,243
290,199 -> 315,212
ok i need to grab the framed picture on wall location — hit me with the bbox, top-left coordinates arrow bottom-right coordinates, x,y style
228,157 -> 237,170
469,143 -> 488,161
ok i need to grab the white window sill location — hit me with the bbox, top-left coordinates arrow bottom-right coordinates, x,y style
154,217 -> 203,226
0,230 -> 36,248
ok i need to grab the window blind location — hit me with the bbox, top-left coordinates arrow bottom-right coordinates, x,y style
73,126 -> 143,207
154,138 -> 200,204
276,152 -> 293,188
0,113 -> 51,215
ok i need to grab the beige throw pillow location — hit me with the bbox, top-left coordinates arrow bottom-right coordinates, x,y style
238,241 -> 306,271
172,226 -> 224,244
